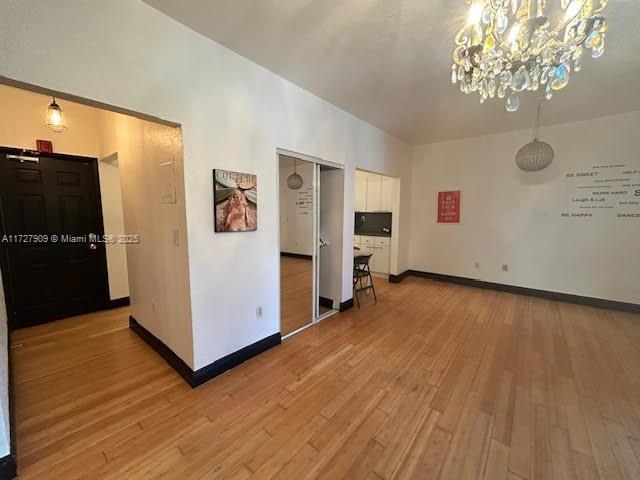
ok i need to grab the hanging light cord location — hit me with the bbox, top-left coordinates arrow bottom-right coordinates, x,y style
532,102 -> 543,142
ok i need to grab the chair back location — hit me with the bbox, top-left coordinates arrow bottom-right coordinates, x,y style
354,253 -> 373,270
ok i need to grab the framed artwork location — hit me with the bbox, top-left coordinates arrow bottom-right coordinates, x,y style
213,169 -> 257,232
437,190 -> 461,223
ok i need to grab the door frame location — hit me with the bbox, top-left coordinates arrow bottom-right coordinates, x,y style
276,148 -> 343,340
0,146 -> 110,330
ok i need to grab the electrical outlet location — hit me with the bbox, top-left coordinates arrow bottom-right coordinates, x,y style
502,264 -> 509,272
474,262 -> 480,269
256,306 -> 263,318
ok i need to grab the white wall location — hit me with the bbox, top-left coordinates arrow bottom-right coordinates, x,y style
0,84 -> 102,155
279,160 -> 314,256
99,111 -> 194,366
0,275 -> 9,457
409,111 -> 640,304
0,84 -> 129,300
0,0 -> 411,369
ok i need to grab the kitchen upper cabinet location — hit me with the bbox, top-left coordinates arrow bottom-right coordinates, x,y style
380,176 -> 393,212
355,171 -> 367,212
365,174 -> 381,211
355,170 -> 393,212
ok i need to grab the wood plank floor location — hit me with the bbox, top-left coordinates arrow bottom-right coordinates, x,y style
280,256 -> 334,336
280,256 -> 315,335
11,276 -> 640,479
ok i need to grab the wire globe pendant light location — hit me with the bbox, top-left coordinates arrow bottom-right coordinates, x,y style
516,103 -> 554,172
286,159 -> 304,190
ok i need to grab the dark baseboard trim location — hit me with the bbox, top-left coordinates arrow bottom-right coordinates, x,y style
129,316 -> 194,385
129,316 -> 281,388
389,271 -> 410,284
0,454 -> 17,480
319,296 -> 334,309
108,297 -> 130,309
339,298 -> 354,312
192,333 -> 281,387
405,270 -> 640,314
280,252 -> 312,260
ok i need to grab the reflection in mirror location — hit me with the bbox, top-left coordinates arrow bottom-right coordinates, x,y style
279,155 -> 314,336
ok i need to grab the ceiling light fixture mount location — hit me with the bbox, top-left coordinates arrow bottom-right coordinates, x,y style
451,0 -> 608,112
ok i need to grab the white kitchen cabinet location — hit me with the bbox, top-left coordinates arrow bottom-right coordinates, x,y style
358,235 -> 391,275
360,236 -> 375,270
355,171 -> 367,212
380,176 -> 393,212
375,237 -> 390,248
370,252 -> 378,274
372,237 -> 391,275
356,172 -> 393,212
365,174 -> 382,212
360,236 -> 375,249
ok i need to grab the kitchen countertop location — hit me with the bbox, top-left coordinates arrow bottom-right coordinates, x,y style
354,232 -> 391,238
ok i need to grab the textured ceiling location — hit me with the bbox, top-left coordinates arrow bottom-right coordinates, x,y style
143,0 -> 640,145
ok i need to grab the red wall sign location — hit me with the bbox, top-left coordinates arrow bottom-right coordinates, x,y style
437,191 -> 461,223
36,139 -> 53,153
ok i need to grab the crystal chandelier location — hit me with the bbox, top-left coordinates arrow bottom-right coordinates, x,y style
451,0 -> 608,111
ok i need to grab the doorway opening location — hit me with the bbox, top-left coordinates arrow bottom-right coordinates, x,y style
353,169 -> 400,306
0,83 -> 186,331
0,81 -> 190,475
0,148 -> 111,328
278,150 -> 344,338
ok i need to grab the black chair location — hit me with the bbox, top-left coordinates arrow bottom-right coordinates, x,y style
353,253 -> 377,308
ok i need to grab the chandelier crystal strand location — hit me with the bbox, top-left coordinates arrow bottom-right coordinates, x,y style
451,0 -> 607,111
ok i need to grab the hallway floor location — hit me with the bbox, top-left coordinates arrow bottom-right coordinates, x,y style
11,277 -> 640,479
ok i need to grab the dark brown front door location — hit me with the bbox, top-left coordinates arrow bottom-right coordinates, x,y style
0,149 -> 109,329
